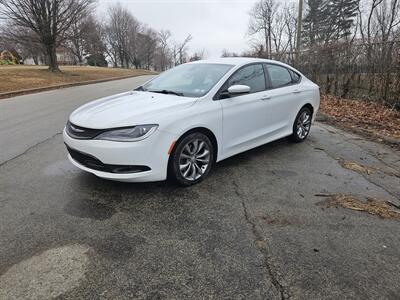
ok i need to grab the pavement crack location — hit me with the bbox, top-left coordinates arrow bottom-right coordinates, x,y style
360,178 -> 399,199
309,140 -> 399,200
317,123 -> 400,173
233,180 -> 289,300
0,132 -> 62,168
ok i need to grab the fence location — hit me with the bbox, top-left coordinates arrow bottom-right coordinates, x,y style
276,41 -> 400,108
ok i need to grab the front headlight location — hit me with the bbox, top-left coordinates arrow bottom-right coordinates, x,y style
95,125 -> 158,142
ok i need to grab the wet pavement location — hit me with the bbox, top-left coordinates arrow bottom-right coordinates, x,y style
1,79 -> 400,299
0,123 -> 399,299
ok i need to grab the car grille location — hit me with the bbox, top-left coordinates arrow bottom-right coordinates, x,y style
66,121 -> 104,140
66,145 -> 151,174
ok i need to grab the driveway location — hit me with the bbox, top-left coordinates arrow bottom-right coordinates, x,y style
0,77 -> 399,299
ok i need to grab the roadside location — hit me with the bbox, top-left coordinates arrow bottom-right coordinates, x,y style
318,94 -> 400,148
0,75 -> 155,165
0,66 -> 156,99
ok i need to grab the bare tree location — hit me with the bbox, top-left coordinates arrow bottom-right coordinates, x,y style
158,29 -> 171,71
175,34 -> 192,65
221,48 -> 240,57
136,27 -> 158,70
247,0 -> 296,61
0,0 -> 93,72
65,14 -> 99,65
172,44 -> 179,66
83,16 -> 106,66
0,22 -> 45,64
284,3 -> 298,63
270,2 -> 297,60
127,17 -> 141,68
359,0 -> 384,54
103,21 -> 119,67
375,0 -> 400,42
240,0 -> 400,106
105,4 -> 124,67
357,0 -> 400,101
248,0 -> 278,59
104,3 -> 140,68
189,48 -> 207,61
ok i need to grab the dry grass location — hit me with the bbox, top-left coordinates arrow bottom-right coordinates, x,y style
337,159 -> 400,178
320,94 -> 400,140
338,160 -> 375,175
317,194 -> 400,220
0,65 -> 155,93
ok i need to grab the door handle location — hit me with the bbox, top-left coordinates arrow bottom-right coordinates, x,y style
261,96 -> 271,101
293,90 -> 301,94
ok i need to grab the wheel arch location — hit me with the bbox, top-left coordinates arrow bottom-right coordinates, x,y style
302,103 -> 314,116
166,127 -> 219,181
170,127 -> 219,161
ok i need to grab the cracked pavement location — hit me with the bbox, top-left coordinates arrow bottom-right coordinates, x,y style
1,77 -> 400,299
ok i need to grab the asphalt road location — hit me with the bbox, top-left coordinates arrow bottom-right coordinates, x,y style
0,75 -> 154,165
1,77 -> 400,299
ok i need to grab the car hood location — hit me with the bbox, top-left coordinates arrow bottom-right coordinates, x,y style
69,91 -> 198,129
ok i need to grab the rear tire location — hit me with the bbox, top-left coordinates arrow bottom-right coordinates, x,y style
289,107 -> 313,143
168,132 -> 214,186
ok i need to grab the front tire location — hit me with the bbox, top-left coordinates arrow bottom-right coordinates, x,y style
169,132 -> 214,186
289,107 -> 312,143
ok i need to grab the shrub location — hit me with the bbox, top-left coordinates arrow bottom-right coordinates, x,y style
1,51 -> 14,61
0,59 -> 15,65
86,53 -> 108,67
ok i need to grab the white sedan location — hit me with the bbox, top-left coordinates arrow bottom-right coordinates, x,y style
64,58 -> 320,186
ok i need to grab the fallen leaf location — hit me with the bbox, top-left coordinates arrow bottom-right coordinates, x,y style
317,194 -> 400,220
319,94 -> 400,140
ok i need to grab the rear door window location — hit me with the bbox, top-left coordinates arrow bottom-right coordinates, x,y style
267,64 -> 293,89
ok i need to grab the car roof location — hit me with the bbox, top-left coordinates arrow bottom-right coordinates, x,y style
188,57 -> 296,70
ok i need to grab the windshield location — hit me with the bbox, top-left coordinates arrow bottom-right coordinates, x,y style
141,63 -> 233,98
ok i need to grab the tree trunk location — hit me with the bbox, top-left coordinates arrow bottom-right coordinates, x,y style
125,56 -> 130,68
112,54 -> 117,68
325,75 -> 331,94
46,44 -> 60,72
264,26 -> 269,58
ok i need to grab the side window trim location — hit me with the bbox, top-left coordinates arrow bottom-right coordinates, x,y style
289,69 -> 302,84
265,63 -> 302,90
263,63 -> 272,89
213,63 -> 267,100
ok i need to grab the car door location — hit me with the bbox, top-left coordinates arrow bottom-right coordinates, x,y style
263,64 -> 304,136
218,63 -> 271,157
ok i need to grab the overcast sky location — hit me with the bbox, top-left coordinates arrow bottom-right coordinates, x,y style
98,0 -> 259,58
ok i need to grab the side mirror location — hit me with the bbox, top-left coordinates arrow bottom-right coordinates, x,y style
219,85 -> 251,99
228,85 -> 251,95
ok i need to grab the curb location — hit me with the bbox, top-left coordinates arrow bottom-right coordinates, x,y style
316,113 -> 400,147
0,74 -> 153,100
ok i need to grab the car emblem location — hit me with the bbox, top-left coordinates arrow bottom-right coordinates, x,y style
70,125 -> 85,133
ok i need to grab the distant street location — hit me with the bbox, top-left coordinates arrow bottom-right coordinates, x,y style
0,75 -> 154,165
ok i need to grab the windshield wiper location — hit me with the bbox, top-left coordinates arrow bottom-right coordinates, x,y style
148,89 -> 184,97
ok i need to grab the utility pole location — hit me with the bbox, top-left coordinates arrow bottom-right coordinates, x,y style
295,0 -> 304,65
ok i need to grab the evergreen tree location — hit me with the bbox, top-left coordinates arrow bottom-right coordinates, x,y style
303,0 -> 329,46
326,0 -> 359,41
303,0 -> 359,46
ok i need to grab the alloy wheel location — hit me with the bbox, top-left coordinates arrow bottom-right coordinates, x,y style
178,138 -> 211,181
296,110 -> 312,139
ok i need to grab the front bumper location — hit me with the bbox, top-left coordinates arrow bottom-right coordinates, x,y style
63,128 -> 176,182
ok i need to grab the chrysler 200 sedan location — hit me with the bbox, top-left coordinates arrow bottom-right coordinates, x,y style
64,58 -> 320,186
